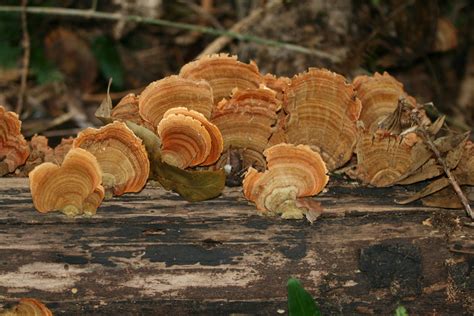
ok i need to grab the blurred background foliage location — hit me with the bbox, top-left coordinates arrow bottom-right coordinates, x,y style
0,0 -> 472,143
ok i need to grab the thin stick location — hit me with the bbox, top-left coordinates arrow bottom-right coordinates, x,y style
198,0 -> 282,58
0,5 -> 335,59
410,104 -> 473,220
16,0 -> 30,115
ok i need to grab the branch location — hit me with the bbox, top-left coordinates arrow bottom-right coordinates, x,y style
0,5 -> 341,60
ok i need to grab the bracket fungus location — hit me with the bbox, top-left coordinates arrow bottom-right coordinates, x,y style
347,130 -> 425,187
17,135 -> 55,177
179,53 -> 262,104
212,87 -> 280,154
111,93 -> 155,131
73,121 -> 149,197
29,148 -> 104,217
158,107 -> 223,168
262,73 -> 291,101
1,298 -> 53,316
284,69 -> 361,170
139,75 -> 214,130
0,105 -> 29,176
243,143 -> 329,219
53,137 -> 74,165
353,72 -> 414,131
210,87 -> 281,183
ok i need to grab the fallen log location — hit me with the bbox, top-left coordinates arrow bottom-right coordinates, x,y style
0,178 -> 472,315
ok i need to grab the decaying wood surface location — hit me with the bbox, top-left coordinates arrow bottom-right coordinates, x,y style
0,178 -> 472,315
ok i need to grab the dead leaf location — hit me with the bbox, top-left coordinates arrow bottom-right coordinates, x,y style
125,121 -> 225,201
396,176 -> 450,204
94,79 -> 114,125
421,186 -> 473,209
394,132 -> 469,185
445,132 -> 469,169
426,115 -> 445,135
396,158 -> 443,185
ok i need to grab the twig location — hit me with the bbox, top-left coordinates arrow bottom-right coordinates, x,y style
198,0 -> 281,58
16,0 -> 30,116
409,102 -> 473,220
23,112 -> 75,137
0,5 -> 333,58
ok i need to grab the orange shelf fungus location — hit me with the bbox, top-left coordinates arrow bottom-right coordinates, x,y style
0,105 -> 29,176
348,130 -> 423,187
158,107 -> 223,169
243,143 -> 329,219
73,121 -> 149,197
353,72 -> 414,131
262,73 -> 291,101
2,298 -> 53,316
53,137 -> 74,165
17,135 -> 55,177
179,53 -> 262,104
139,75 -> 214,130
111,93 -> 155,131
212,87 -> 280,154
285,69 -> 361,170
29,148 -> 104,217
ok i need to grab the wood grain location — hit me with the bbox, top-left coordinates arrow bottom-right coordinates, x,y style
0,178 -> 472,315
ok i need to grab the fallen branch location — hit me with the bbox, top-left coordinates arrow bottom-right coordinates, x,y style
0,5 -> 336,59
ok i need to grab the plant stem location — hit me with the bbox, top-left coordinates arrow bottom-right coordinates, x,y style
0,5 -> 339,60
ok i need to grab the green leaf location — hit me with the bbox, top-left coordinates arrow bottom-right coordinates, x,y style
394,305 -> 408,316
287,278 -> 321,316
30,47 -> 63,84
92,36 -> 124,90
0,43 -> 21,68
125,121 -> 225,202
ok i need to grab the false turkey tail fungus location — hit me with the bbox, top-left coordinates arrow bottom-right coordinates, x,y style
284,69 -> 361,170
139,75 -> 214,130
243,143 -> 329,219
73,121 -> 149,197
0,105 -> 29,176
179,53 -> 262,104
1,298 -> 53,316
29,148 -> 104,217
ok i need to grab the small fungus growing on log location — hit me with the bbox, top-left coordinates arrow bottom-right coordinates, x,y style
158,107 -> 223,168
73,121 -> 149,197
243,143 -> 329,219
1,298 -> 53,316
284,68 -> 361,170
111,93 -> 155,131
139,75 -> 214,130
179,53 -> 262,104
29,147 -> 104,217
353,72 -> 414,131
0,105 -> 29,176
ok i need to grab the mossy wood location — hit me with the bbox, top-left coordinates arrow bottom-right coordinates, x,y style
0,178 -> 472,315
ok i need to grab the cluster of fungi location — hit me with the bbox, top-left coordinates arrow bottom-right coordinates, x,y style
1,54 -> 473,220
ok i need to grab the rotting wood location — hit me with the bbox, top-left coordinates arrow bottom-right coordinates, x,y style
0,178 -> 472,315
